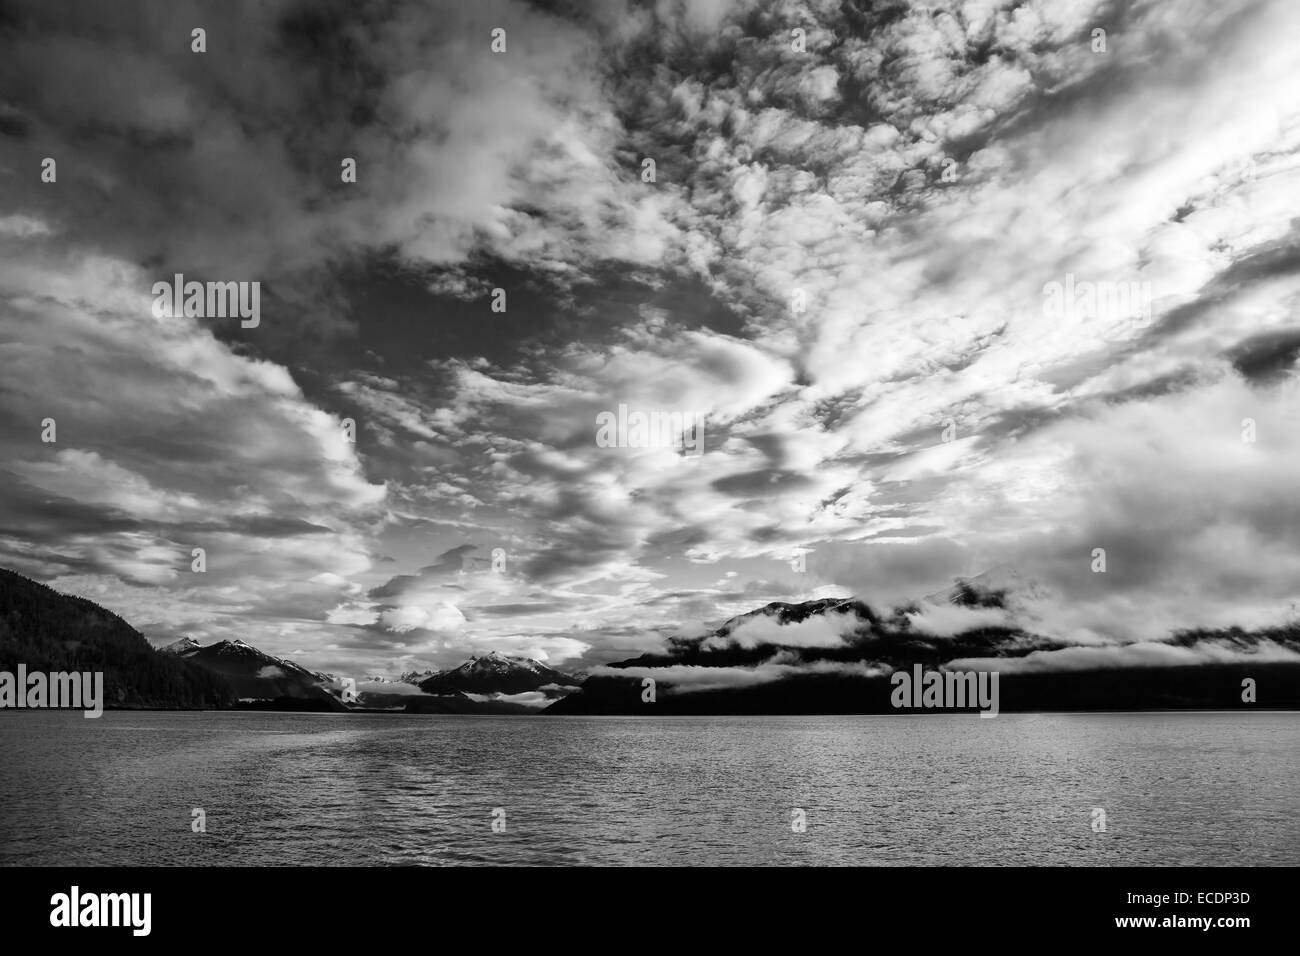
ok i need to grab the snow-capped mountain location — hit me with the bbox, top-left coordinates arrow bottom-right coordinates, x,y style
155,635 -> 586,708
711,597 -> 873,639
156,638 -> 585,709
418,651 -> 583,696
398,669 -> 437,685
159,636 -> 201,655
162,637 -> 337,703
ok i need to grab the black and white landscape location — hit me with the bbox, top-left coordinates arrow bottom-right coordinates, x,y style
1,0 -> 1299,872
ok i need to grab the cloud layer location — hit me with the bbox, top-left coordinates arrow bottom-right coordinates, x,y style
3,0 -> 1300,675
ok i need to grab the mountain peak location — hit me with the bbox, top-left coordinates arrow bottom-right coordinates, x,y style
159,636 -> 201,655
398,669 -> 438,685
466,651 -> 534,671
419,652 -> 582,696
178,635 -> 338,704
208,638 -> 259,655
921,566 -> 1047,610
713,596 -> 871,638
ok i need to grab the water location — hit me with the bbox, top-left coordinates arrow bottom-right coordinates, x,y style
1,711 -> 1296,865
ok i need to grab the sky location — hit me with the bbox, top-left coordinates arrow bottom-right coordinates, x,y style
2,0 -> 1300,677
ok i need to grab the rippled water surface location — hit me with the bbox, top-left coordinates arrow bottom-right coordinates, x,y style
1,711 -> 1296,865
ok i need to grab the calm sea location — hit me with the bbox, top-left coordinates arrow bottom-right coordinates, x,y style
1,711 -> 1296,865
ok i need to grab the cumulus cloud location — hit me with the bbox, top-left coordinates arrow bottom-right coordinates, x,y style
704,608 -> 861,649
378,603 -> 466,634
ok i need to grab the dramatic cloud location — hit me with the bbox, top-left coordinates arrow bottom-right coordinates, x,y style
3,0 -> 1300,675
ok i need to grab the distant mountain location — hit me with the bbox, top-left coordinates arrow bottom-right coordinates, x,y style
0,568 -> 583,715
346,679 -> 469,712
546,580 -> 1300,715
612,592 -> 1051,673
159,636 -> 202,655
417,651 -> 583,697
0,569 -> 234,709
165,641 -> 583,712
151,636 -> 585,712
398,669 -> 437,685
713,597 -> 875,635
166,638 -> 341,707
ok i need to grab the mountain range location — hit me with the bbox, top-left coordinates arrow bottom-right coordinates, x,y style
0,568 -> 583,712
544,575 -> 1300,714
160,636 -> 343,709
417,652 -> 582,696
2,565 -> 1298,714
161,634 -> 582,712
